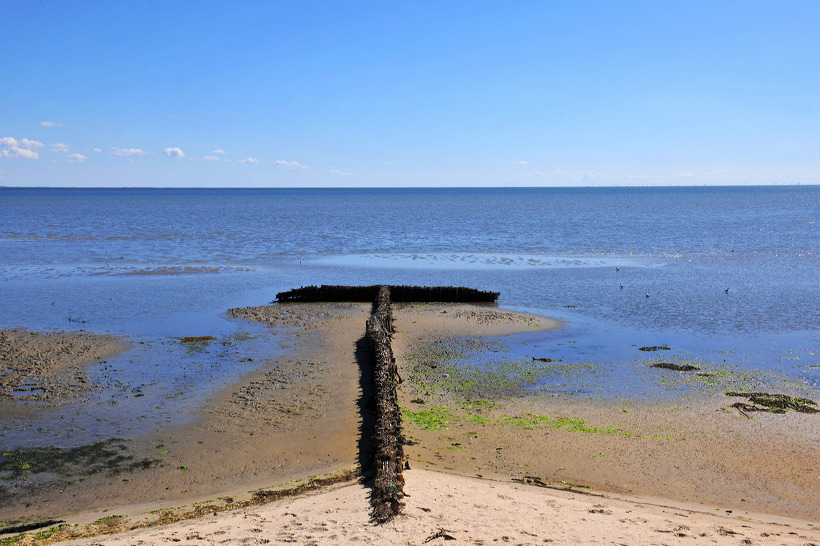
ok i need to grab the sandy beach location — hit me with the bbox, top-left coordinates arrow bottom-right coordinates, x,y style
1,302 -> 818,544
62,468 -> 819,545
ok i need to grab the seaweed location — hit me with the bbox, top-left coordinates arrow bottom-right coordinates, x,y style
651,363 -> 700,372
180,336 -> 216,343
0,439 -> 159,481
726,392 -> 818,414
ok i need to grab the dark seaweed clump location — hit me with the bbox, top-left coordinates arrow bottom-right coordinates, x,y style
0,439 -> 159,481
651,362 -> 700,372
726,392 -> 818,414
639,346 -> 670,352
180,335 -> 217,343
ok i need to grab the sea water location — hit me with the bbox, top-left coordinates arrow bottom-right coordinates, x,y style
1,186 -> 817,447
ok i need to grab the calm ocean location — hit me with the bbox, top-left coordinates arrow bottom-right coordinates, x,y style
1,186 -> 817,446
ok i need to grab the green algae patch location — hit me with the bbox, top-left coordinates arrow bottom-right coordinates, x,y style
645,357 -> 772,395
497,414 -> 632,436
552,417 -> 631,436
404,404 -> 632,437
404,337 -> 600,402
0,522 -> 66,545
463,413 -> 492,425
220,330 -> 258,344
497,414 -> 553,429
642,346 -> 820,402
401,406 -> 454,430
403,404 -> 632,436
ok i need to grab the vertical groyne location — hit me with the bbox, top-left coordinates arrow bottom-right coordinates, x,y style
365,285 -> 405,523
275,284 -> 499,523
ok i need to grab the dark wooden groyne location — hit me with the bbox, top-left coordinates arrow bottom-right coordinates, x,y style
275,284 -> 499,303
275,283 -> 499,523
366,286 -> 405,523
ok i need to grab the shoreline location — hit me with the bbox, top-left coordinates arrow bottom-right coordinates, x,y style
61,468 -> 820,545
1,302 -> 818,543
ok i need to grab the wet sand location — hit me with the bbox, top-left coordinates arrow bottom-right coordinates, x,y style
1,303 -> 819,543
0,329 -> 130,405
391,304 -> 820,522
1,304 -> 369,524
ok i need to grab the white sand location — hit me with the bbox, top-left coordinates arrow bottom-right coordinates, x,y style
67,468 -> 819,545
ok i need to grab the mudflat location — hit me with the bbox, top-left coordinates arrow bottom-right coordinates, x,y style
1,302 -> 818,544
0,329 -> 130,405
1,304 -> 370,524
390,303 -> 820,522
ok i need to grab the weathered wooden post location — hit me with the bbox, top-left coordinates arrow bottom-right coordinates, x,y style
274,284 -> 499,522
366,286 -> 405,523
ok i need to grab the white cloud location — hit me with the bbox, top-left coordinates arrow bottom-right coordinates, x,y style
164,147 -> 185,158
212,149 -> 226,154
275,159 -> 305,169
51,143 -> 70,152
113,148 -> 145,157
329,169 -> 353,176
1,137 -> 41,159
19,138 -> 44,149
202,155 -> 221,162
40,121 -> 63,127
239,157 -> 259,164
2,137 -> 44,150
1,147 -> 39,159
67,153 -> 87,163
513,160 -> 529,165
92,148 -> 102,153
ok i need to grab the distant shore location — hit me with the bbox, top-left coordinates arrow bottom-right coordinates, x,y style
1,302 -> 818,543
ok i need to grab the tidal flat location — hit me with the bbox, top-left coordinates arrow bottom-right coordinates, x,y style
1,302 -> 818,542
389,304 -> 820,523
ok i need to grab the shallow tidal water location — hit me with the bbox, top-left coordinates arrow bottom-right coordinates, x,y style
0,186 -> 817,448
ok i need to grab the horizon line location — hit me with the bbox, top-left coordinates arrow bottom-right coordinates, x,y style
1,182 -> 818,190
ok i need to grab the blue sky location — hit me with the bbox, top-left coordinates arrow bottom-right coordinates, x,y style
2,1 -> 819,187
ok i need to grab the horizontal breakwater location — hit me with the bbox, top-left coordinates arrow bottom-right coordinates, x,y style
275,284 -> 499,303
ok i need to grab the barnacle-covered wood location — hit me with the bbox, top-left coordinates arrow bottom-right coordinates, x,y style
366,286 -> 405,523
276,285 -> 499,303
